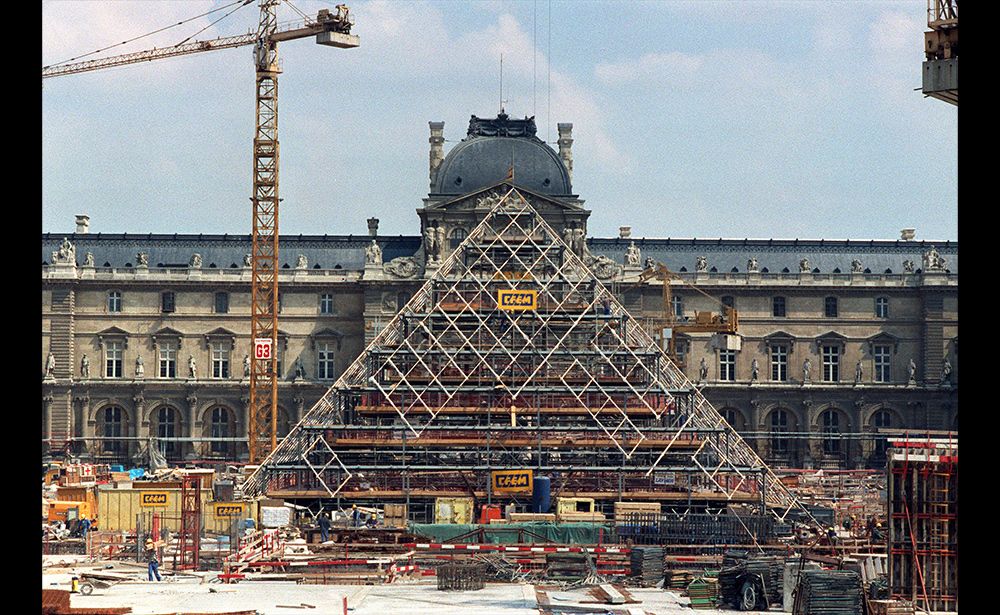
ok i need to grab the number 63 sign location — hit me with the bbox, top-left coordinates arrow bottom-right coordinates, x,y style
254,338 -> 273,360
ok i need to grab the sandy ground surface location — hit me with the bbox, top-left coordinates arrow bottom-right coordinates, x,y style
42,559 -> 780,615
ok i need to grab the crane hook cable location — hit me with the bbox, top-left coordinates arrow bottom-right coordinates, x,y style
43,0 -> 251,70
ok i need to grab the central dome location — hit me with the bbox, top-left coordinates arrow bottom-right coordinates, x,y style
431,113 -> 573,197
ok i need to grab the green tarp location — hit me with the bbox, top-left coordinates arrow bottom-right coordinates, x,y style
408,522 -> 608,545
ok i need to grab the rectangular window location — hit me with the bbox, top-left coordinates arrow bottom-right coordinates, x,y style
822,345 -> 840,382
674,339 -> 688,367
158,342 -> 176,379
107,291 -> 122,313
824,296 -> 838,318
718,350 -> 736,381
772,296 -> 786,317
320,293 -> 334,314
875,297 -> 889,319
214,292 -> 229,314
212,343 -> 230,379
277,292 -> 283,314
105,341 -> 123,378
671,295 -> 684,319
770,345 -> 788,381
874,345 -> 891,383
317,342 -> 335,380
161,291 -> 176,313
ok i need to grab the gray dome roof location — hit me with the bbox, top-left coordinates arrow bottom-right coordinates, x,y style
432,114 -> 572,196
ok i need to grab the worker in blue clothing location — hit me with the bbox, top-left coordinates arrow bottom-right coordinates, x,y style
145,539 -> 162,581
351,504 -> 361,528
318,511 -> 331,543
79,517 -> 91,541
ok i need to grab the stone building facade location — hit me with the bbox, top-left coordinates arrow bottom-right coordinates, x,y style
42,113 -> 957,469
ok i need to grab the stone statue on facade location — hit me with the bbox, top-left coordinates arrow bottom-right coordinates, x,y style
436,226 -> 447,261
384,256 -> 420,279
45,352 -> 56,378
83,252 -> 95,267
903,259 -> 915,274
294,358 -> 306,382
296,254 -> 308,269
81,355 -> 90,378
365,240 -> 382,266
855,360 -> 863,385
562,226 -> 575,252
696,255 -> 708,272
136,252 -> 148,267
751,358 -> 759,382
190,253 -> 202,268
243,253 -> 253,267
799,258 -> 810,273
941,359 -> 953,386
643,257 -> 656,271
243,354 -> 251,379
625,242 -> 641,267
698,357 -> 708,383
922,246 -> 946,271
424,226 -> 438,263
188,355 -> 197,379
135,354 -> 144,378
52,238 -> 76,265
851,259 -> 863,273
802,357 -> 812,383
747,257 -> 759,273
908,359 -> 917,385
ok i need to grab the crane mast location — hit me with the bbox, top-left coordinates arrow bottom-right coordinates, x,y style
248,0 -> 281,465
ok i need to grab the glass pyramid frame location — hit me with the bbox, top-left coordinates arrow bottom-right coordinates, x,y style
244,186 -> 812,523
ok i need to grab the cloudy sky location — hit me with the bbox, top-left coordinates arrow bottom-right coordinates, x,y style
42,0 -> 957,241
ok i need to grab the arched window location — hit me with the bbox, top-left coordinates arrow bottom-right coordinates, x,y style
770,409 -> 789,454
157,407 -> 179,456
449,227 -> 467,249
872,409 -> 892,457
277,407 -> 291,438
721,408 -> 742,431
101,406 -> 125,455
822,410 -> 841,455
210,407 -> 232,455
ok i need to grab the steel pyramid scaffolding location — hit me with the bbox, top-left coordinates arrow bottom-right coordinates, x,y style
244,186 -> 812,522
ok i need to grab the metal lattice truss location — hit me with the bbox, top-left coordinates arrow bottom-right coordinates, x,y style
244,186 -> 813,522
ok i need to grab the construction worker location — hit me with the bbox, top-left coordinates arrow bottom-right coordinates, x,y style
505,500 -> 516,521
842,516 -> 852,532
351,504 -> 361,528
318,511 -> 331,543
79,517 -> 91,541
145,539 -> 162,582
871,522 -> 884,542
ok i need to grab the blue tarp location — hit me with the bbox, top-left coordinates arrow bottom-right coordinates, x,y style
128,468 -> 146,480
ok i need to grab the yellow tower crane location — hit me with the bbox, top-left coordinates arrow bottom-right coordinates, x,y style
638,262 -> 739,364
42,1 -> 360,464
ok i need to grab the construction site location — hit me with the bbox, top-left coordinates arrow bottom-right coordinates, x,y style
41,2 -> 958,614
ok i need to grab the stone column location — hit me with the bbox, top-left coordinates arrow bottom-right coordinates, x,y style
131,392 -> 145,460
43,394 -> 54,445
185,393 -> 198,459
240,394 -> 251,440
293,395 -> 305,425
75,394 -> 92,457
429,121 -> 445,184
557,123 -> 574,182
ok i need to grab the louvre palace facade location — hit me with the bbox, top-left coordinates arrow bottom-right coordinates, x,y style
41,113 -> 957,470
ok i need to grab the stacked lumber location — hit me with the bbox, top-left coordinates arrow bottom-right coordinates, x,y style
868,600 -> 915,615
546,552 -> 593,583
629,546 -> 663,587
509,512 -> 556,522
686,578 -> 719,610
664,568 -> 693,590
792,570 -> 864,615
613,501 -> 660,523
557,511 -> 606,522
383,504 -> 407,528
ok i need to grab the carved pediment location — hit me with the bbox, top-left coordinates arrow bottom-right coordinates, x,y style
425,181 -> 582,213
867,332 -> 900,353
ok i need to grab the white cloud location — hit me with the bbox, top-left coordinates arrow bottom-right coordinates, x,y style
595,52 -> 703,85
869,11 -> 924,54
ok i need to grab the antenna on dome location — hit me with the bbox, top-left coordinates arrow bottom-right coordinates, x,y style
499,53 -> 504,114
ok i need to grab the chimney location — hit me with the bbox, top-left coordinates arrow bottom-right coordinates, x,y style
557,123 -> 574,183
429,121 -> 445,185
900,228 -> 916,241
367,217 -> 379,237
75,215 -> 90,234
619,226 -> 632,239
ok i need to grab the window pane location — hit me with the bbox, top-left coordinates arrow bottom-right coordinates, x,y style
770,410 -> 788,453
449,228 -> 467,249
320,293 -> 334,314
822,345 -> 840,381
162,292 -> 175,313
318,342 -> 335,379
825,297 -> 838,317
215,292 -> 229,314
875,297 -> 889,318
212,343 -> 230,378
719,350 -> 735,381
159,342 -> 176,378
108,291 -> 121,313
770,345 -> 787,381
105,341 -> 123,378
772,296 -> 786,317
874,345 -> 891,382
